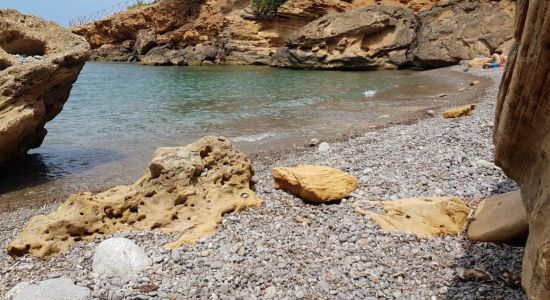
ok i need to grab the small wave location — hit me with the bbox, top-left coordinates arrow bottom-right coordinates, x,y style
231,132 -> 275,143
363,90 -> 377,97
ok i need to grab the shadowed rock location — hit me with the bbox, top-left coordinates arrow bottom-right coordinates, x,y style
7,137 -> 262,259
0,9 -> 90,164
493,0 -> 550,298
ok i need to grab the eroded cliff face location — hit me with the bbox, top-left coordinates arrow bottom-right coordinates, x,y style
493,0 -> 550,298
0,10 -> 90,164
73,0 -> 514,69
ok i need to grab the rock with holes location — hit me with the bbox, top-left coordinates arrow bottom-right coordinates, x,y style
7,136 -> 262,258
0,9 -> 89,164
271,5 -> 418,70
92,238 -> 151,279
272,165 -> 358,203
366,197 -> 471,237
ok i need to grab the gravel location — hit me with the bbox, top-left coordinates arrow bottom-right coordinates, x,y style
10,54 -> 46,64
0,66 -> 525,299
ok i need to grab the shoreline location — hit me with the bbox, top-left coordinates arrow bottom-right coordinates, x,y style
0,65 -> 526,299
0,65 -> 489,213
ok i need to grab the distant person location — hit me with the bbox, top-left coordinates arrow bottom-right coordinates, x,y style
483,49 -> 505,69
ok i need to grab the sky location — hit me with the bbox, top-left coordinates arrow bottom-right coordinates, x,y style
1,0 -> 127,27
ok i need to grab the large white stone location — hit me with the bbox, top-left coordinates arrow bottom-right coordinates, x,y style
92,238 -> 151,279
8,277 -> 91,300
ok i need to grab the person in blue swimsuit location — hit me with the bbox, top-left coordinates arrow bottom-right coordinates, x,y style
483,49 -> 505,69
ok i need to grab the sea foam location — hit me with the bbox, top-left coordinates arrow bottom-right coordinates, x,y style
363,90 -> 377,97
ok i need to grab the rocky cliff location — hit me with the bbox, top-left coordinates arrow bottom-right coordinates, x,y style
493,0 -> 550,298
0,10 -> 90,164
73,0 -> 515,69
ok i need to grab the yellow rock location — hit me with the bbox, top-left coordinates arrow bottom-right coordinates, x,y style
366,197 -> 471,237
7,137 -> 262,259
467,191 -> 527,243
442,104 -> 476,118
467,57 -> 488,68
272,165 -> 358,203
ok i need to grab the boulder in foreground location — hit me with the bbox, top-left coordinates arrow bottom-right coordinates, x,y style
272,165 -> 357,203
443,104 -> 476,118
367,197 -> 471,237
7,277 -> 91,300
7,137 -> 262,258
92,238 -> 151,279
0,9 -> 90,164
467,191 -> 527,243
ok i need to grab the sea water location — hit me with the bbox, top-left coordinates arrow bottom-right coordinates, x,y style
0,62 -> 465,210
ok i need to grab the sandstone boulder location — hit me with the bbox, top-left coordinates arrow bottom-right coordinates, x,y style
442,104 -> 475,118
271,6 -> 418,70
467,191 -> 528,243
366,197 -> 471,237
0,9 -> 90,164
493,0 -> 550,298
7,277 -> 91,300
92,238 -> 151,279
7,137 -> 262,258
272,165 -> 358,202
411,0 -> 514,68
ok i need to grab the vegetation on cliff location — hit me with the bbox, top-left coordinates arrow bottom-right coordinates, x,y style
251,0 -> 287,16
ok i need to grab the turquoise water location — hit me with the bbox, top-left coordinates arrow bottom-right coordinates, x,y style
1,62 -> 461,210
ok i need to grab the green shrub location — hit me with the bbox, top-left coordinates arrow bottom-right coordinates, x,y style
251,0 -> 287,16
127,0 -> 156,10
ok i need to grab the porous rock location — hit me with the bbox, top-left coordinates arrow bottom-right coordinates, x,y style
366,197 -> 471,237
0,9 -> 90,164
442,104 -> 476,118
7,136 -> 262,258
493,0 -> 550,298
467,191 -> 527,243
92,238 -> 151,279
272,165 -> 358,202
411,0 -> 514,68
7,277 -> 91,300
271,5 -> 418,70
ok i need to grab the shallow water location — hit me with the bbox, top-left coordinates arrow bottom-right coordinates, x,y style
1,63 -> 467,211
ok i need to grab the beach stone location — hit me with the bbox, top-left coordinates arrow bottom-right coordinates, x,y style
135,29 -> 157,55
7,137 -> 262,258
7,277 -> 91,300
366,197 -> 471,237
272,165 -> 358,203
272,6 -> 418,70
443,104 -> 476,118
467,191 -> 527,243
0,9 -> 89,164
92,238 -> 151,279
493,0 -> 550,297
317,142 -> 330,152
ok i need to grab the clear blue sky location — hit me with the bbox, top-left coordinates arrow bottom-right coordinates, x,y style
1,0 -> 125,27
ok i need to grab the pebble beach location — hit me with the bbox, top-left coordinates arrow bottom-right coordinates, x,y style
0,66 -> 525,299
